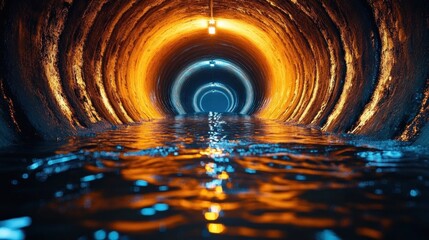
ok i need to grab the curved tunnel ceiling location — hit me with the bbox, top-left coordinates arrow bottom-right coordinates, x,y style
0,0 -> 428,146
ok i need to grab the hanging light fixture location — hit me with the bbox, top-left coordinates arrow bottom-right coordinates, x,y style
208,0 -> 216,35
208,19 -> 216,35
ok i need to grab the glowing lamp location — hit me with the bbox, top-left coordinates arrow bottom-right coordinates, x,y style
208,19 -> 216,35
209,60 -> 216,67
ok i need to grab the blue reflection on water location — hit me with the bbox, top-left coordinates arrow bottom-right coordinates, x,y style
0,217 -> 31,240
2,114 -> 429,239
81,173 -> 104,182
108,231 -> 119,240
0,217 -> 31,229
135,180 -> 148,187
316,229 -> 341,240
124,146 -> 178,157
141,208 -> 156,216
295,174 -> 306,181
93,229 -> 106,240
153,203 -> 169,212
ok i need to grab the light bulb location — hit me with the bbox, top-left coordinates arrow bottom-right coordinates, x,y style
208,19 -> 216,35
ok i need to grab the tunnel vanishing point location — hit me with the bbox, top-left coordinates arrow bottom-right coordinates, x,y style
0,0 -> 428,147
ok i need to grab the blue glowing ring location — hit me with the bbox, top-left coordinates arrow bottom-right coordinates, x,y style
192,82 -> 236,112
171,59 -> 254,114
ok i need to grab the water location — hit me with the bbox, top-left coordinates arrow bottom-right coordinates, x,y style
1,113 -> 429,239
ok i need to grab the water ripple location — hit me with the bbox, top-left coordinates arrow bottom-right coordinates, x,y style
2,114 -> 429,239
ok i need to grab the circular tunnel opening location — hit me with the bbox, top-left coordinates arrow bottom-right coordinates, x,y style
170,59 -> 254,115
192,81 -> 236,113
199,90 -> 229,112
151,30 -> 269,117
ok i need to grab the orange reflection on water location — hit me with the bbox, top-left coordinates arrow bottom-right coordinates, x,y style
84,215 -> 185,233
217,171 -> 229,180
223,226 -> 286,239
207,223 -> 225,234
204,211 -> 219,221
200,147 -> 225,157
50,116 -> 381,237
356,227 -> 383,239
204,203 -> 222,221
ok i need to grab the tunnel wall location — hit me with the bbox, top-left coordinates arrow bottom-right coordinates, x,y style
0,0 -> 428,147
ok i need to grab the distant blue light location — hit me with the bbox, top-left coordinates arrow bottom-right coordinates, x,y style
94,230 -> 106,240
159,186 -> 168,191
153,203 -> 169,212
141,208 -> 156,216
245,168 -> 256,174
21,174 -> 28,179
108,231 -> 119,240
135,180 -> 148,187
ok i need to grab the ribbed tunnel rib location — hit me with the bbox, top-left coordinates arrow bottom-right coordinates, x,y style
0,0 -> 428,146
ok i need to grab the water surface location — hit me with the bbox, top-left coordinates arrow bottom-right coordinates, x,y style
1,113 -> 429,239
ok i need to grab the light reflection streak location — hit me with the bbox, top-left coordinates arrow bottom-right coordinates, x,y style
68,1 -> 104,124
41,4 -> 78,128
207,223 -> 225,234
200,113 -> 229,232
0,81 -> 21,133
0,217 -> 32,240
351,6 -> 396,134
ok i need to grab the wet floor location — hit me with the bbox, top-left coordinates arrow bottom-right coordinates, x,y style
1,113 -> 429,239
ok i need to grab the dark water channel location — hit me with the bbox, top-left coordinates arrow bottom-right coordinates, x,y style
1,113 -> 429,239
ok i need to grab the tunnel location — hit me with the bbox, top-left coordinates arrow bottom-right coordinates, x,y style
0,0 -> 428,148
1,1 -> 429,239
